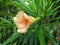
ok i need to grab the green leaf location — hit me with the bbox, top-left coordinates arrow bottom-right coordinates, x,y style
22,33 -> 30,45
2,32 -> 21,45
45,31 -> 58,45
0,18 -> 13,25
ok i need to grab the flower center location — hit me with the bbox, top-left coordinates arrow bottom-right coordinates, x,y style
22,17 -> 29,27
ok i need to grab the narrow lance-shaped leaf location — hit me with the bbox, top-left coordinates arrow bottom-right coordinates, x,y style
44,31 -> 58,45
2,32 -> 21,45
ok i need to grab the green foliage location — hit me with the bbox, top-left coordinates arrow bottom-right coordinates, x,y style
0,0 -> 60,45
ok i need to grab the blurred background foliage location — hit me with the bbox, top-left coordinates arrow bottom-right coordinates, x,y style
0,0 -> 60,45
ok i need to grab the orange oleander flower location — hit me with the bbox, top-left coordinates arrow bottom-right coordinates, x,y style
13,11 -> 35,33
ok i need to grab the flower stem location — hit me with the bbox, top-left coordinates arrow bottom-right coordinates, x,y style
38,26 -> 46,45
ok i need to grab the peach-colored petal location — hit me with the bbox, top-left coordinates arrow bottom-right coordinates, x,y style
16,11 -> 24,20
17,28 -> 27,33
23,13 -> 35,24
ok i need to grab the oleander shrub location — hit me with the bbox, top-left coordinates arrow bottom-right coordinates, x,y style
0,0 -> 60,45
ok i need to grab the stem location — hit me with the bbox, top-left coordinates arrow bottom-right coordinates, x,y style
36,19 -> 46,45
38,26 -> 46,45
